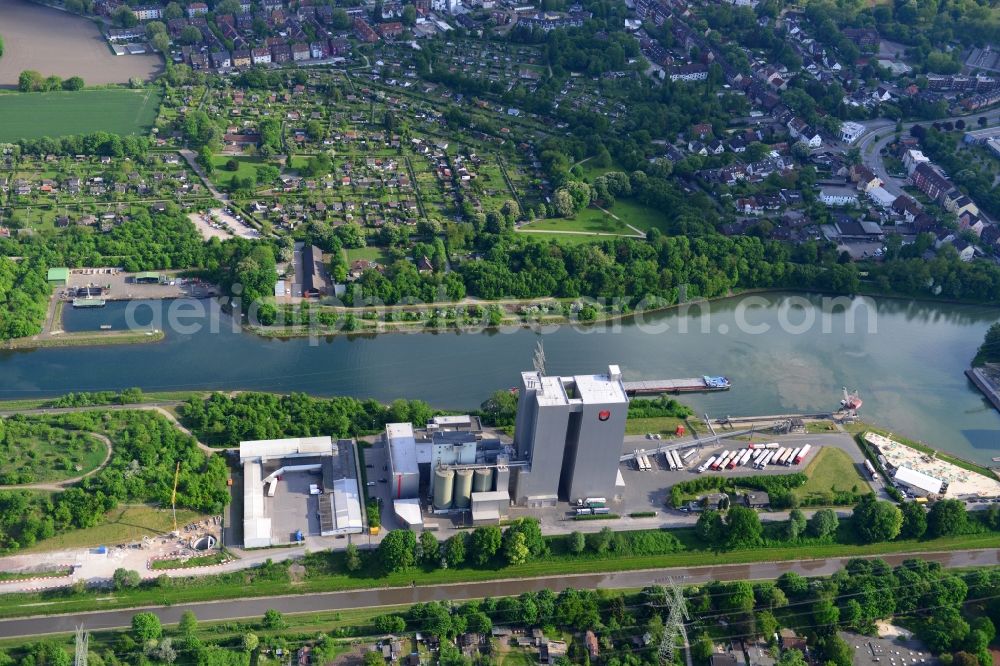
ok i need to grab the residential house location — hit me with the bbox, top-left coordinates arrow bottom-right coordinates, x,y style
669,63 -> 708,81
354,17 -> 380,42
251,47 -> 272,64
292,42 -> 311,61
850,165 -> 882,191
891,195 -> 921,222
187,2 -> 208,16
911,162 -> 953,202
377,22 -> 404,38
943,191 -> 979,218
585,632 -> 599,659
867,186 -> 896,209
820,186 -> 859,207
903,149 -> 930,175
271,43 -> 292,63
232,49 -> 252,67
840,121 -> 865,144
132,5 -> 162,20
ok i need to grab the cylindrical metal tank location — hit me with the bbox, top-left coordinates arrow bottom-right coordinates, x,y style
473,467 -> 493,493
454,468 -> 474,509
433,467 -> 454,510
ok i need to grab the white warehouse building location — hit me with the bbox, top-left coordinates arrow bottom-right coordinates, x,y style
893,465 -> 944,497
240,436 -> 364,548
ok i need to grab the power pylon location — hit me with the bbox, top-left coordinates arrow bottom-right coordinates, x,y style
532,341 -> 546,375
652,578 -> 692,666
74,625 -> 88,666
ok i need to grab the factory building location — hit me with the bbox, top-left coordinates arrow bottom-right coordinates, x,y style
386,423 -> 420,499
387,416 -> 513,526
385,363 -> 628,524
239,436 -> 364,548
512,365 -> 628,505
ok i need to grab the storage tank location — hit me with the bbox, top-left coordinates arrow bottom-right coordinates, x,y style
433,467 -> 455,510
473,467 -> 493,493
454,468 -> 474,508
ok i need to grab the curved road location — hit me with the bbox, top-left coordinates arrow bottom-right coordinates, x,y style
856,109 -> 1000,199
1,548 -> 997,639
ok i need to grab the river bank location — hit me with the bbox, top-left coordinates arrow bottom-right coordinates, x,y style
0,328 -> 164,350
4,292 -> 998,465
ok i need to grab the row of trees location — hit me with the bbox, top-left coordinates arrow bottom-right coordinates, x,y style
15,132 -> 152,159
375,518 -> 550,572
180,392 -> 436,446
17,70 -> 84,93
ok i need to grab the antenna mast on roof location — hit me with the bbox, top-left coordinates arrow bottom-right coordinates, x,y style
532,341 -> 546,375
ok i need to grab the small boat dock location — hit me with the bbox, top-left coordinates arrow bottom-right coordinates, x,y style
623,376 -> 731,395
72,298 -> 106,308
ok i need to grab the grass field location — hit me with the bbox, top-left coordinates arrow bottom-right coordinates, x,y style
792,447 -> 871,503
344,246 -> 393,264
500,649 -> 538,666
0,88 -> 161,141
602,198 -> 671,233
625,416 -> 702,436
518,231 -> 609,246
520,207 -> 637,235
23,504 -> 207,552
0,422 -> 107,484
208,155 -> 266,188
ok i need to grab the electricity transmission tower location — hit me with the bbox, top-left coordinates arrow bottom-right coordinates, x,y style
532,341 -> 546,375
654,578 -> 692,666
74,625 -> 89,666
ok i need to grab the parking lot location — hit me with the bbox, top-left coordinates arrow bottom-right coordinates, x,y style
266,469 -> 322,544
840,630 -> 936,666
63,268 -> 216,301
618,431 -> 872,513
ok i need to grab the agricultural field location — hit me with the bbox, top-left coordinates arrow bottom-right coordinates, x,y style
0,88 -> 162,141
0,420 -> 108,485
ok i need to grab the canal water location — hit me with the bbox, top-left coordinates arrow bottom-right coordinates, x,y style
4,292 -> 999,463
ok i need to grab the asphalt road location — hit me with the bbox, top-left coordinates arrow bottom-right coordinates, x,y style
2,548 -> 998,639
855,109 -> 1000,199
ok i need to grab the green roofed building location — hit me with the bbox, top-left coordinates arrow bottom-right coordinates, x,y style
47,267 -> 70,285
133,271 -> 161,284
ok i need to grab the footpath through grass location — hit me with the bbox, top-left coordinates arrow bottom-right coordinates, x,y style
1,529 -> 997,620
0,88 -> 161,141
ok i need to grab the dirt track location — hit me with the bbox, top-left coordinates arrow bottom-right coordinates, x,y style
0,0 -> 161,87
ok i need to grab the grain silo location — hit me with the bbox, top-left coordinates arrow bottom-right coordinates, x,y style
454,468 -> 474,508
433,467 -> 454,510
473,467 -> 493,493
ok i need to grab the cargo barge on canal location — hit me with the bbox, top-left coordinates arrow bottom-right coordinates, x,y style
623,376 -> 731,395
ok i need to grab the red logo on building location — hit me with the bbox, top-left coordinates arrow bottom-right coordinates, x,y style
598,410 -> 611,421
